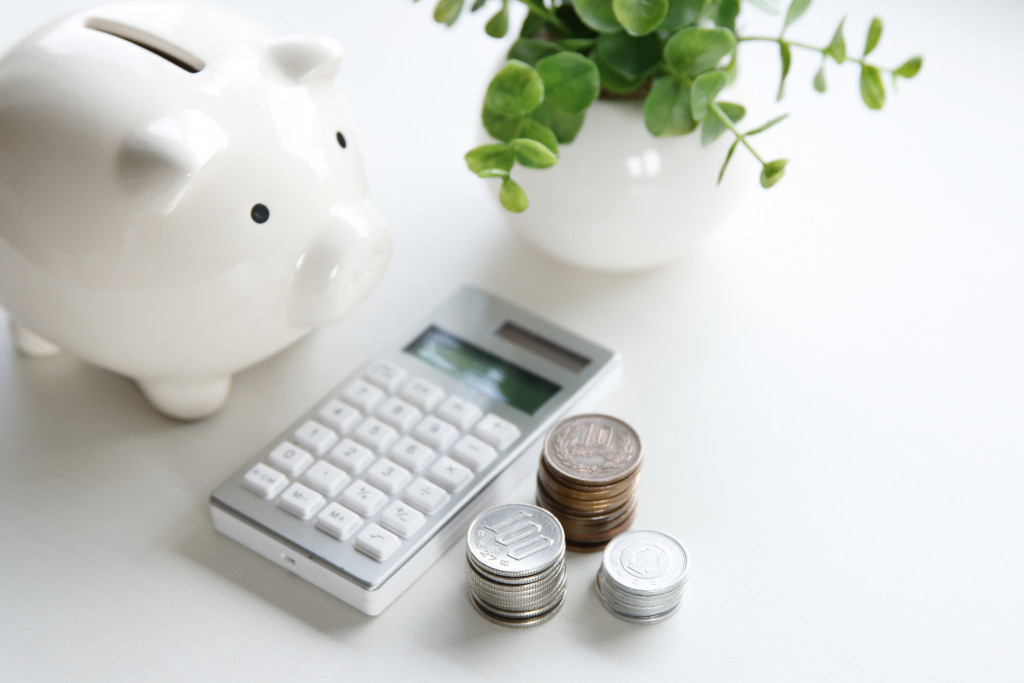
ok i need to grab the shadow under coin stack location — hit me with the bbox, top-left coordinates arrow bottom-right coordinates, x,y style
536,415 -> 642,552
465,503 -> 567,628
596,530 -> 690,623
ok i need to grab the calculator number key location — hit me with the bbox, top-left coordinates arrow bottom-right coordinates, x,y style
354,524 -> 401,562
473,413 -> 521,450
402,478 -> 451,515
389,437 -> 435,472
427,457 -> 473,493
363,360 -> 407,392
267,442 -> 313,477
351,417 -> 398,452
451,435 -> 497,471
317,399 -> 361,434
375,397 -> 423,432
277,482 -> 326,520
340,379 -> 385,413
435,396 -> 483,431
399,377 -> 444,411
301,460 -> 351,497
315,503 -> 362,540
340,480 -> 388,516
242,463 -> 288,500
327,439 -> 375,474
293,420 -> 338,456
413,415 -> 458,450
365,458 -> 412,495
379,502 -> 425,538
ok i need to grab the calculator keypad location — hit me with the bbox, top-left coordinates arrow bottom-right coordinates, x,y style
238,361 -> 517,563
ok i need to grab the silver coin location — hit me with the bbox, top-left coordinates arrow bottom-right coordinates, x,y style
467,504 -> 565,578
466,564 -> 566,600
602,530 -> 689,595
470,592 -> 565,629
542,414 -> 643,485
470,574 -> 567,611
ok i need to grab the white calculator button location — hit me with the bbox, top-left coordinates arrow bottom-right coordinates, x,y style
267,442 -> 313,477
399,377 -> 445,411
327,438 -> 375,474
402,477 -> 451,515
365,458 -> 412,495
473,413 -> 521,450
451,435 -> 498,471
354,524 -> 401,562
389,436 -> 435,472
315,503 -> 362,540
427,457 -> 473,492
340,379 -> 385,413
435,396 -> 483,431
363,360 -> 407,392
375,397 -> 423,432
340,480 -> 388,516
379,501 -> 426,538
301,460 -> 351,497
277,482 -> 326,520
317,399 -> 361,434
242,463 -> 288,500
293,420 -> 338,456
413,415 -> 459,450
351,417 -> 399,452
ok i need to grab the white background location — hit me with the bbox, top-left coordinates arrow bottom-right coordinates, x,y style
2,0 -> 1022,680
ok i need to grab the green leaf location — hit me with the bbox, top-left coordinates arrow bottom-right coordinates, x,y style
499,178 -> 529,212
777,41 -> 791,101
718,139 -> 739,184
433,0 -> 464,26
745,0 -> 780,13
746,113 -> 789,136
712,0 -> 740,32
701,101 -> 745,145
643,75 -> 697,136
471,0 -> 486,10
517,118 -> 559,154
824,19 -> 846,63
530,101 -> 587,143
859,64 -> 885,109
612,0 -> 669,36
572,0 -> 622,33
520,10 -> 546,37
591,48 -> 646,93
594,31 -> 663,81
508,39 -> 565,65
558,38 -> 597,51
760,159 -> 788,188
485,60 -> 544,117
664,27 -> 737,76
482,106 -> 521,142
465,144 -> 514,178
783,0 -> 811,30
510,138 -> 559,168
485,1 -> 509,37
813,63 -> 826,92
661,0 -> 703,30
690,70 -> 727,120
894,56 -> 923,79
535,52 -> 600,114
864,17 -> 882,56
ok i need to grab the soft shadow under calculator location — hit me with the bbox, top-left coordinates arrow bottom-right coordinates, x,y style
210,286 -> 621,614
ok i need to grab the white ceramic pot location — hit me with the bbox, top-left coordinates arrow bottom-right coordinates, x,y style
500,98 -> 748,272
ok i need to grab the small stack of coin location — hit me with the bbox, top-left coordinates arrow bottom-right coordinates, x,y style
596,530 -> 690,624
465,503 -> 566,628
536,414 -> 642,552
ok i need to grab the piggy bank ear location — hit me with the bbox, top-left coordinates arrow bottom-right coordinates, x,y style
265,34 -> 343,83
118,112 -> 226,214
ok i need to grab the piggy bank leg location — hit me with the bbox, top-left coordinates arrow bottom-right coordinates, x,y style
9,321 -> 63,357
137,376 -> 232,421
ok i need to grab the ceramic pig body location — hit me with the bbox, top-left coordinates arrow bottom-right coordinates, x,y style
0,3 -> 391,419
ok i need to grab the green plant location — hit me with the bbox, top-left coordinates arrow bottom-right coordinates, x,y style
422,0 -> 923,212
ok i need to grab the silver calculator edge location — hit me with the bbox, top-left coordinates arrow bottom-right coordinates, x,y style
210,285 -> 622,615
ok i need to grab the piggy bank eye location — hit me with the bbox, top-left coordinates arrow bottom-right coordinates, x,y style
251,203 -> 270,224
336,131 -> 347,149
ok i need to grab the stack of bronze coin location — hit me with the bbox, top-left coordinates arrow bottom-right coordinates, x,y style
536,414 -> 643,552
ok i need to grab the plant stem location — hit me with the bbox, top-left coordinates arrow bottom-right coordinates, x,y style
738,36 -> 894,72
709,102 -> 767,166
517,0 -> 572,34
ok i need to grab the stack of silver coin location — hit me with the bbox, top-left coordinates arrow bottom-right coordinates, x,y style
465,503 -> 567,628
596,529 -> 690,623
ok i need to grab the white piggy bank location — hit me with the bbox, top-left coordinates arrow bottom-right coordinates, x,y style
0,3 -> 392,419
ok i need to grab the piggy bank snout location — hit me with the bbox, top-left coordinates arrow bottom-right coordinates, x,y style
289,202 -> 391,329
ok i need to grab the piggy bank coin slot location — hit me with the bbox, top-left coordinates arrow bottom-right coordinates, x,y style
85,17 -> 205,74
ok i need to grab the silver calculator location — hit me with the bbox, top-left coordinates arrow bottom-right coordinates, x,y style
210,286 -> 622,615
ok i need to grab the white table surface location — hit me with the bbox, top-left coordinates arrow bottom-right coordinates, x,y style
2,0 -> 1022,680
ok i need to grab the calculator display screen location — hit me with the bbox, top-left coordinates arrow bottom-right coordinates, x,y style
405,327 -> 560,415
